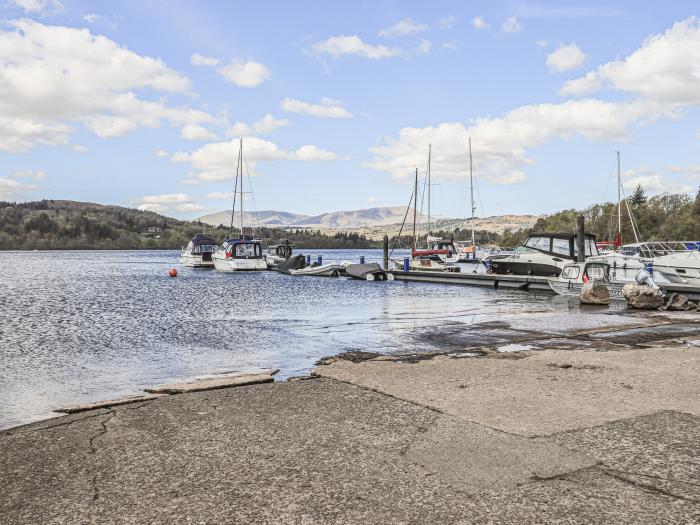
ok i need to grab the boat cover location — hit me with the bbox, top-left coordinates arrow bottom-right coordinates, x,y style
345,262 -> 387,280
276,254 -> 307,274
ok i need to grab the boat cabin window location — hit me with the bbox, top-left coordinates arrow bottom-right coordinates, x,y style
573,238 -> 599,258
552,238 -> 571,256
524,236 -> 551,252
232,243 -> 261,258
560,265 -> 580,280
193,244 -> 217,254
584,263 -> 608,282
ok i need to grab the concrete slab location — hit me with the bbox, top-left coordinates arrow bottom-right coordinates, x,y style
144,370 -> 278,394
54,394 -> 166,414
314,346 -> 700,436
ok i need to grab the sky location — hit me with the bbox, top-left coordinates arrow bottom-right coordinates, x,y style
1,0 -> 699,220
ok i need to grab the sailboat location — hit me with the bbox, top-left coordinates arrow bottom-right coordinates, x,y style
212,139 -> 268,272
455,138 -> 481,262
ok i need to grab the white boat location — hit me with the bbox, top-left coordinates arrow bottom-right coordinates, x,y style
483,232 -> 599,277
548,261 -> 626,299
427,236 -> 460,264
264,242 -> 294,269
212,237 -> 268,272
290,262 -> 344,277
179,233 -> 218,268
213,139 -> 268,272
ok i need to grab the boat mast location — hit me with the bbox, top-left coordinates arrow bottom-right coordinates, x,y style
412,168 -> 418,254
617,150 -> 621,237
239,138 -> 244,237
427,144 -> 431,240
469,137 -> 475,246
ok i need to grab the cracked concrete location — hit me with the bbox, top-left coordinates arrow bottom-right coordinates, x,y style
1,345 -> 698,523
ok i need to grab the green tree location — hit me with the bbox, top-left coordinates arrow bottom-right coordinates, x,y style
629,184 -> 647,205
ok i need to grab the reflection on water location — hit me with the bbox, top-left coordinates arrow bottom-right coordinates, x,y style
0,249 -> 618,429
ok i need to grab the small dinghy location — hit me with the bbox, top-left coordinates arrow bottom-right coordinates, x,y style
345,262 -> 393,281
275,255 -> 307,274
290,262 -> 343,277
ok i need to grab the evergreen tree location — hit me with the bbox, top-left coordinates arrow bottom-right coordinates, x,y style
630,184 -> 647,205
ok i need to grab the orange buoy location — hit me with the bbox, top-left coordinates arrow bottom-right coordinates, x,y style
169,268 -> 178,277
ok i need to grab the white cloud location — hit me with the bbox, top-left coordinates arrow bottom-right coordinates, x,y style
535,39 -> 549,48
561,17 -> 700,102
10,169 -> 46,180
207,191 -> 235,200
666,164 -> 700,177
366,99 -> 673,184
546,43 -> 586,72
73,144 -> 88,153
416,39 -> 432,54
190,53 -> 219,67
280,97 -> 352,118
229,114 -> 289,136
309,35 -> 400,59
438,16 -> 455,30
0,176 -> 39,199
378,18 -> 428,39
501,16 -> 522,34
367,197 -> 377,204
134,193 -> 206,213
217,60 -> 269,87
82,13 -> 100,24
7,0 -> 62,14
0,20 -> 215,152
622,175 -> 692,194
155,149 -> 168,158
180,124 -> 218,141
171,138 -> 339,182
471,16 -> 489,30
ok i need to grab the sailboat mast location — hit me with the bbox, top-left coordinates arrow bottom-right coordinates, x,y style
617,150 -> 621,236
239,138 -> 244,237
469,137 -> 475,246
412,168 -> 418,254
427,144 -> 431,239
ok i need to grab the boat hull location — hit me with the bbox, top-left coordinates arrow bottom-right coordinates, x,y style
179,253 -> 214,268
212,256 -> 267,272
548,279 -> 626,299
290,263 -> 343,277
487,259 -> 563,277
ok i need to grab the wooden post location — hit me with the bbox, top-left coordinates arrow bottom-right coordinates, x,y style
576,215 -> 586,262
383,235 -> 389,269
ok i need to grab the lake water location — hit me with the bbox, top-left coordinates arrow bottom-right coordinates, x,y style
0,249 -> 618,429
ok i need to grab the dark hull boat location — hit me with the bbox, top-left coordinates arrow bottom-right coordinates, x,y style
345,263 -> 391,281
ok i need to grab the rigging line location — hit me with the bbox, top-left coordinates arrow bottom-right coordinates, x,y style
472,169 -> 491,245
229,147 -> 240,238
242,150 -> 269,249
389,181 -> 416,259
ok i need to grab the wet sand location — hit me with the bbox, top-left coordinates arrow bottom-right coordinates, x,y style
1,316 -> 698,523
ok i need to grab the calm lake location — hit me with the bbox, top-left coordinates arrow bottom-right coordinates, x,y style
0,249 -> 616,429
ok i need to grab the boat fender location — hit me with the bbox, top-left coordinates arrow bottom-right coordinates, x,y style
582,274 -> 590,284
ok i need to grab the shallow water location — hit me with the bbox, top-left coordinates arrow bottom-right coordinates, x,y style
0,249 -> 623,429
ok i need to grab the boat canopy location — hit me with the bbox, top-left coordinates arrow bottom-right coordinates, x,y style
523,233 -> 598,259
191,233 -> 217,246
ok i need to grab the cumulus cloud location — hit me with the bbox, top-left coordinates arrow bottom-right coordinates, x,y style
134,193 -> 206,213
471,16 -> 489,30
665,164 -> 700,178
0,20 -> 215,152
622,175 -> 692,194
82,13 -> 99,24
73,144 -> 88,153
280,97 -> 352,118
561,17 -> 700,102
217,60 -> 269,87
309,35 -> 400,59
0,169 -> 44,199
546,43 -> 586,72
10,169 -> 46,180
501,16 -> 522,34
171,138 -> 338,182
180,124 -> 218,141
190,52 -> 219,67
155,149 -> 168,158
229,114 -> 289,136
7,0 -> 62,14
366,99 -> 674,184
378,18 -> 428,39
416,39 -> 432,54
438,16 -> 455,30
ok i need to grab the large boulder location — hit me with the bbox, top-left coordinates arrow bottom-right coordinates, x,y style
579,281 -> 610,305
622,283 -> 663,310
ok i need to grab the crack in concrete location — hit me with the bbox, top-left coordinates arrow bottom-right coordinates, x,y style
88,411 -> 115,502
22,410 -> 111,434
601,468 -> 699,503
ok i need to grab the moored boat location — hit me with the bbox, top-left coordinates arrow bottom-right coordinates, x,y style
179,233 -> 218,268
345,262 -> 392,281
212,237 -> 267,272
548,261 -> 626,299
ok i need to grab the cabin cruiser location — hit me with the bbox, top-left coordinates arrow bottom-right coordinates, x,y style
264,242 -> 294,269
212,237 -> 267,272
407,254 -> 460,272
426,236 -> 460,263
483,232 -> 598,277
180,233 -> 218,268
548,261 -> 625,299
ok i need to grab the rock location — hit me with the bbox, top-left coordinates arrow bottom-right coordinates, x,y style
145,370 -> 278,395
622,283 -> 663,310
579,281 -> 610,305
665,293 -> 690,311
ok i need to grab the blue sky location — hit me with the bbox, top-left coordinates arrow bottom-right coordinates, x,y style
1,0 -> 699,219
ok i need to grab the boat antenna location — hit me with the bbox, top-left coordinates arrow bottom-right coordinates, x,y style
617,150 -> 621,238
413,168 -> 418,254
239,138 -> 244,237
427,144 -> 431,238
469,137 -> 475,246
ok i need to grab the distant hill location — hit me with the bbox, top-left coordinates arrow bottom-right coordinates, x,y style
197,210 -> 310,228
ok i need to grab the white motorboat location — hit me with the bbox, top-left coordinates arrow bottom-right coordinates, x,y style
212,237 -> 268,272
179,233 -> 218,268
548,261 -> 626,299
483,232 -> 599,277
264,242 -> 294,269
290,262 -> 344,277
427,236 -> 460,263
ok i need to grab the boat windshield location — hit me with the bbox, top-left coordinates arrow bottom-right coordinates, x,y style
584,263 -> 609,282
232,242 -> 261,258
513,246 -> 536,254
193,244 -> 218,254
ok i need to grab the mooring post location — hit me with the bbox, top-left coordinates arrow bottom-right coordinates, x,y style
360,255 -> 365,264
317,255 -> 322,265
285,239 -> 290,259
576,215 -> 586,262
382,235 -> 389,270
